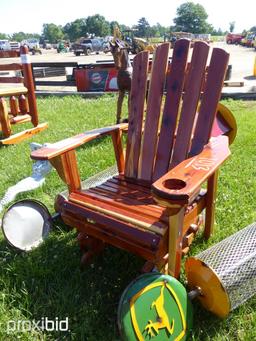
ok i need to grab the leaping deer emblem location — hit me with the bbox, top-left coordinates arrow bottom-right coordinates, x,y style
144,285 -> 174,338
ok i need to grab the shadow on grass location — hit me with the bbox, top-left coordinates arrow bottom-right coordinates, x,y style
0,223 -> 254,341
0,223 -> 143,341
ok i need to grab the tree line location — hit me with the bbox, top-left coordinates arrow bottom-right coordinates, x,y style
0,2 -> 254,43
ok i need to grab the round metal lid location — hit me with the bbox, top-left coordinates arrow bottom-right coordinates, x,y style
1,200 -> 52,251
118,272 -> 193,341
185,257 -> 230,318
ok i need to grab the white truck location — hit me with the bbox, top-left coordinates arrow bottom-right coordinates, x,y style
21,38 -> 40,50
0,40 -> 11,51
9,41 -> 21,50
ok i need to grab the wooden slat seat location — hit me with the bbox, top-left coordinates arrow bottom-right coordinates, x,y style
70,176 -> 169,236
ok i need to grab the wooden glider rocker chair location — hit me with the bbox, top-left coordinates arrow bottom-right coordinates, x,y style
31,40 -> 232,278
0,45 -> 47,144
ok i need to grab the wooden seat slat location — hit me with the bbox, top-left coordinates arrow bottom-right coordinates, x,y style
100,181 -> 166,212
89,185 -> 168,220
104,178 -> 153,197
113,175 -> 152,192
85,187 -> 168,224
97,183 -> 156,204
62,200 -> 161,251
70,191 -> 168,235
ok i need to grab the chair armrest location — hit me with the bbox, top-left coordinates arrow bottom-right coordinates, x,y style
152,135 -> 230,205
31,123 -> 128,160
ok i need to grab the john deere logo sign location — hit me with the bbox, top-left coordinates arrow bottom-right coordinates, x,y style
130,281 -> 186,340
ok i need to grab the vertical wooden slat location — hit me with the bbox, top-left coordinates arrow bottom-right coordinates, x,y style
204,170 -> 219,239
167,206 -> 185,278
20,45 -> 39,127
124,51 -> 149,178
10,96 -> 19,116
0,97 -> 11,137
169,41 -> 210,169
50,150 -> 81,193
18,94 -> 29,114
153,39 -> 190,181
139,43 -> 170,181
189,48 -> 229,156
111,129 -> 125,173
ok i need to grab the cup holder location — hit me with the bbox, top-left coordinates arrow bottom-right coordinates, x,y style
163,178 -> 186,191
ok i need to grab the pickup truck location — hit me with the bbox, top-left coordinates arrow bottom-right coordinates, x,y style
226,33 -> 244,44
0,40 -> 11,50
240,33 -> 255,47
73,38 -> 103,56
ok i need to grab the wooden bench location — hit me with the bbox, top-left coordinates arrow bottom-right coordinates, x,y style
0,45 -> 47,144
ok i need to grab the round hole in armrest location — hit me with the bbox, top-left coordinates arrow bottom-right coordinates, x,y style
163,179 -> 186,190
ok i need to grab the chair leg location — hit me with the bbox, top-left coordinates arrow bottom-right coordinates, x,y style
141,261 -> 155,273
0,98 -> 11,138
78,233 -> 105,268
204,170 -> 219,239
167,206 -> 185,278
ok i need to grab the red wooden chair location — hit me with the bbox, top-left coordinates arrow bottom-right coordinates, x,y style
0,45 -> 47,144
31,40 -> 232,278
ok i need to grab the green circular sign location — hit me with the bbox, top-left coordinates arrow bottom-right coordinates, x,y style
118,273 -> 193,341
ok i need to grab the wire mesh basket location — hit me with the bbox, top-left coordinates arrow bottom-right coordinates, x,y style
185,223 -> 256,317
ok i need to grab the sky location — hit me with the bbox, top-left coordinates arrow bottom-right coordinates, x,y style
0,0 -> 255,35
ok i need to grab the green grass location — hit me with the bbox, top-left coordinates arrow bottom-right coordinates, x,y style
0,96 -> 255,340
210,36 -> 225,42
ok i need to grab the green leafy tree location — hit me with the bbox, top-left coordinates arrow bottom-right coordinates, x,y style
63,19 -> 87,41
153,23 -> 169,37
109,21 -> 120,35
229,21 -> 235,33
173,2 -> 210,33
11,32 -> 40,42
149,23 -> 168,37
0,33 -> 9,39
249,26 -> 256,33
86,14 -> 110,37
211,27 -> 224,36
136,17 -> 150,37
42,23 -> 64,43
11,32 -> 28,41
119,24 -> 130,32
